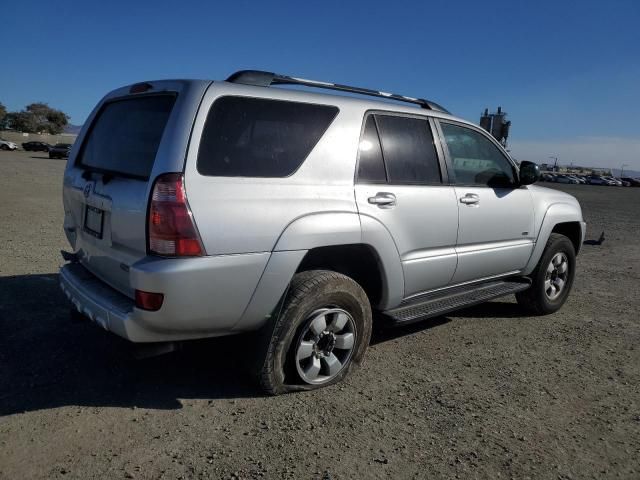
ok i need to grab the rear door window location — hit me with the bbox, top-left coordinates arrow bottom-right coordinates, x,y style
197,97 -> 338,177
375,115 -> 442,184
77,95 -> 176,179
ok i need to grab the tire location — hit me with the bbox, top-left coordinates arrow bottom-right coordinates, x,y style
516,233 -> 576,315
0,145 -> 8,151
254,270 -> 372,395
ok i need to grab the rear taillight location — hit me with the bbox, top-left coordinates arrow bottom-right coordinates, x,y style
148,173 -> 204,257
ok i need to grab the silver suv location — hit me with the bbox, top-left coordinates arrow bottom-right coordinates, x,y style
60,70 -> 586,394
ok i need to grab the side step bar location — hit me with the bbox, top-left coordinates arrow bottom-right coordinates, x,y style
384,279 -> 531,325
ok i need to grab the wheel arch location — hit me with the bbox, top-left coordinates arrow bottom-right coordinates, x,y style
235,212 -> 404,332
551,222 -> 583,254
273,211 -> 403,309
523,202 -> 586,275
295,244 -> 386,309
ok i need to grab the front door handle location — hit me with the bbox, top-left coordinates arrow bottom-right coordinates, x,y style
368,192 -> 396,208
459,193 -> 480,205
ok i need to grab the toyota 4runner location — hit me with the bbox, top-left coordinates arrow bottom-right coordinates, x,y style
60,70 -> 586,394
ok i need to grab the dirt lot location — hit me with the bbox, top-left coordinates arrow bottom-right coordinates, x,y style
1,150 -> 639,479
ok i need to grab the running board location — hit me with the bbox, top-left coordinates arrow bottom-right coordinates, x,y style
384,279 -> 531,325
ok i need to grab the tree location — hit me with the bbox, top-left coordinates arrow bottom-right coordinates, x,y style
4,102 -> 70,134
0,102 -> 6,129
26,102 -> 70,134
44,109 -> 70,134
6,111 -> 38,133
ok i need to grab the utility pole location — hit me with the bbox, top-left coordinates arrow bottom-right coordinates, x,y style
620,164 -> 628,177
549,156 -> 558,172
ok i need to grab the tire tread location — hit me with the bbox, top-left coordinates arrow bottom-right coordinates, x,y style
516,233 -> 575,315
257,270 -> 370,395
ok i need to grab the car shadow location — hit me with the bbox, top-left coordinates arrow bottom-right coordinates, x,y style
0,274 -> 531,416
451,300 -> 526,319
370,300 -> 525,345
0,274 -> 261,417
29,155 -> 52,159
370,314 -> 451,345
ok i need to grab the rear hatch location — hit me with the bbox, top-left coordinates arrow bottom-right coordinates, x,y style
62,80 -> 211,297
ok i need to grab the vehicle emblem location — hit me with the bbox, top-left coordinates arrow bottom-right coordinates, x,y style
84,183 -> 92,198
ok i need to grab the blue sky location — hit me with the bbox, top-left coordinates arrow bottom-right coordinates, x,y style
2,0 -> 639,169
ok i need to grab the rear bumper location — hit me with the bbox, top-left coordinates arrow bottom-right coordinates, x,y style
60,263 -> 140,339
59,251 -> 271,342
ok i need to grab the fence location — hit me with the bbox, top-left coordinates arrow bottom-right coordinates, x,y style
0,130 -> 78,146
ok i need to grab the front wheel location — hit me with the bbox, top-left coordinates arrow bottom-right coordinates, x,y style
255,270 -> 372,395
516,233 -> 576,315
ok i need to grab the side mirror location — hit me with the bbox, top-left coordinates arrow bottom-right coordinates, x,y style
519,161 -> 540,185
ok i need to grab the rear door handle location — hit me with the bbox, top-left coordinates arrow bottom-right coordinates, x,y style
459,193 -> 480,205
368,192 -> 396,208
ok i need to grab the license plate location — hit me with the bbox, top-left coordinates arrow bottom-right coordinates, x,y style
84,205 -> 104,239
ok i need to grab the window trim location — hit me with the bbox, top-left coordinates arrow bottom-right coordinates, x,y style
355,110 -> 449,186
195,95 -> 339,179
354,113 -> 387,185
435,119 -> 520,188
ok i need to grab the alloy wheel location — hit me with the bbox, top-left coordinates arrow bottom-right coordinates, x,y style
294,308 -> 357,385
544,252 -> 569,300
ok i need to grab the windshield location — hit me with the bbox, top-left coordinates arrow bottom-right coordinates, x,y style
76,94 -> 176,179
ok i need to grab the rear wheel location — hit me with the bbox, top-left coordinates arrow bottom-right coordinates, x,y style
0,145 -> 9,151
516,233 -> 576,315
254,270 -> 372,395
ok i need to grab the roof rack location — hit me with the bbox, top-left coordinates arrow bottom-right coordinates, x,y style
225,70 -> 450,114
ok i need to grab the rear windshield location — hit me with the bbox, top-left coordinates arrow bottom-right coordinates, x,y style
197,96 -> 338,177
77,95 -> 176,179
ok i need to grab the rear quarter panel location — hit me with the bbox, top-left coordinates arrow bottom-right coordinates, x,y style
184,82 -> 364,256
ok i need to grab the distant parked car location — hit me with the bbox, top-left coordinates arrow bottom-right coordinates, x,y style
554,174 -> 580,184
621,177 -> 640,187
49,143 -> 73,159
587,175 -> 609,185
22,141 -> 51,152
565,175 -> 584,184
569,175 -> 587,184
541,173 -> 555,182
603,176 -> 622,186
0,138 -> 18,151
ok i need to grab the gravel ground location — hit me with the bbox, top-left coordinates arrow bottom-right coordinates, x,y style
1,150 -> 639,479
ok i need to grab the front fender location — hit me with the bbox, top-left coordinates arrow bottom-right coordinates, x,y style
523,202 -> 586,275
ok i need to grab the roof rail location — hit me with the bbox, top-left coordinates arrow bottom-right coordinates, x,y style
225,70 -> 450,114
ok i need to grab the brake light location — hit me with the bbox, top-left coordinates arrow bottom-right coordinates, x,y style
135,290 -> 164,311
130,82 -> 153,94
148,173 -> 204,256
